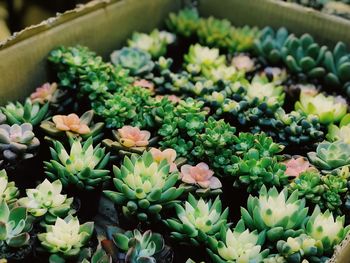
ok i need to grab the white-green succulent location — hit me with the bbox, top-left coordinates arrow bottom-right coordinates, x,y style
0,169 -> 19,205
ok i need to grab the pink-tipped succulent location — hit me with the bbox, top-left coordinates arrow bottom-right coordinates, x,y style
180,162 -> 222,189
284,156 -> 314,178
52,114 -> 90,135
150,148 -> 178,172
117,126 -> 151,148
133,79 -> 155,92
231,55 -> 254,72
30,82 -> 58,104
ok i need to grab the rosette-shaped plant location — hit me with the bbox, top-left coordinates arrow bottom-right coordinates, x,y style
230,25 -> 259,53
283,156 -> 314,178
0,123 -> 40,168
38,215 -> 94,261
241,186 -> 308,242
0,200 -> 31,249
0,112 -> 6,124
305,206 -> 350,254
41,110 -> 104,143
327,114 -> 350,144
276,234 -> 324,263
231,54 -> 255,72
110,47 -> 154,77
166,8 -> 200,37
81,248 -> 111,263
30,82 -> 58,104
254,27 -> 289,65
18,179 -> 74,226
110,228 -> 170,263
149,148 -> 180,173
295,92 -> 347,125
128,29 -> 175,58
104,151 -> 184,222
164,194 -> 228,246
307,140 -> 350,171
207,220 -> 269,263
44,137 -> 110,191
1,98 -> 49,126
0,170 -> 19,205
281,34 -> 327,79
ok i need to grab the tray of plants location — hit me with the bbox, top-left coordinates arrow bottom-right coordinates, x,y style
2,0 -> 350,262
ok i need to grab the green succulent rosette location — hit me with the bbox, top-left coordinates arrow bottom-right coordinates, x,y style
0,169 -> 19,205
166,8 -> 200,37
327,114 -> 350,144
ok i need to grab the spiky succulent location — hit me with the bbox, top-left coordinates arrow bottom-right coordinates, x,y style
307,140 -> 350,172
1,99 -> 49,126
166,7 -> 200,37
295,92 -> 347,125
327,114 -> 350,143
18,179 -> 74,226
111,228 -> 169,263
104,151 -> 184,222
0,200 -> 31,248
281,34 -> 327,79
38,215 -> 94,261
305,206 -> 350,254
164,194 -> 229,246
0,170 -> 19,205
241,186 -> 308,242
0,123 -> 40,168
44,137 -> 110,191
110,47 -> 154,77
254,27 -> 289,65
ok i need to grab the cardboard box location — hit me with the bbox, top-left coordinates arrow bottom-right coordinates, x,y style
0,0 -> 350,261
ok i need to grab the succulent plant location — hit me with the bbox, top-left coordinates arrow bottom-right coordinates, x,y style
295,92 -> 347,125
307,140 -> 350,172
263,255 -> 287,263
0,170 -> 19,205
44,137 -> 110,191
41,110 -> 104,143
80,248 -> 112,263
166,7 -> 200,37
149,148 -> 179,173
128,29 -> 175,58
0,200 -> 31,248
30,82 -> 59,104
110,47 -> 155,77
110,228 -> 170,263
305,206 -> 350,254
231,54 -> 256,72
164,194 -> 229,246
38,215 -> 94,261
276,234 -> 325,263
0,123 -> 40,168
104,151 -> 184,222
0,112 -> 6,125
241,186 -> 308,242
254,27 -> 289,65
18,179 -> 74,226
281,33 -> 327,79
283,156 -> 314,178
230,25 -> 260,53
327,114 -> 350,143
1,99 -> 49,126
207,220 -> 269,263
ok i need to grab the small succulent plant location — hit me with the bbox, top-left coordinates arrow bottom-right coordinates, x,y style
230,25 -> 259,53
81,248 -> 112,263
44,137 -> 110,191
166,8 -> 200,37
38,215 -> 94,261
18,179 -> 74,226
0,123 -> 40,168
254,27 -> 289,65
164,194 -> 229,246
231,54 -> 255,72
207,220 -> 269,263
305,206 -> 350,254
307,140 -> 350,172
30,82 -> 58,104
149,148 -> 179,173
128,29 -> 175,58
0,200 -> 31,248
111,228 -> 170,263
295,92 -> 347,125
0,170 -> 19,205
281,33 -> 327,79
0,112 -> 6,125
241,186 -> 308,242
1,98 -> 49,126
327,114 -> 350,144
283,156 -> 314,178
110,47 -> 155,77
104,151 -> 184,222
40,110 -> 104,143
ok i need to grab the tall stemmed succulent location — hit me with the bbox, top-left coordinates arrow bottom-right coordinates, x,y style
166,8 -> 200,37
0,170 -> 19,205
241,186 -> 308,242
164,194 -> 229,246
104,151 -> 184,222
44,137 -> 110,191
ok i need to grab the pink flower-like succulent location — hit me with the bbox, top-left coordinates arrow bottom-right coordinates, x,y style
52,114 -> 90,135
30,82 -> 57,104
231,55 -> 254,72
180,163 -> 222,189
150,148 -> 178,172
118,126 -> 151,148
284,156 -> 313,178
133,79 -> 155,92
